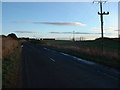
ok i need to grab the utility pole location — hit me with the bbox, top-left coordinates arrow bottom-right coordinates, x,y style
94,0 -> 109,53
73,30 -> 75,41
94,0 -> 109,39
118,1 -> 120,39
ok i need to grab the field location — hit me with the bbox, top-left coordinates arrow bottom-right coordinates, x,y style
31,38 -> 120,69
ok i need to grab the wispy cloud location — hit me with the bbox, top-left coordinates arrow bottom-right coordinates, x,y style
14,31 -> 36,33
21,20 -> 33,23
33,22 -> 86,26
11,20 -> 33,24
12,20 -> 86,26
93,27 -> 120,31
50,32 -> 100,34
114,29 -> 120,31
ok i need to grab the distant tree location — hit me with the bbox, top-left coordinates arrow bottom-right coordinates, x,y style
95,37 -> 113,41
0,35 -> 6,37
7,33 -> 18,39
24,38 -> 29,41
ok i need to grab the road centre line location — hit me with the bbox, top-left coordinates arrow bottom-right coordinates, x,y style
50,58 -> 55,62
43,47 -> 119,79
43,48 -> 48,50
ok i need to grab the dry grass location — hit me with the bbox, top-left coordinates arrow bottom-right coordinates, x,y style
2,37 -> 19,58
19,40 -> 27,43
41,42 -> 119,61
2,37 -> 25,88
2,47 -> 22,88
37,40 -> 120,69
0,38 -> 2,59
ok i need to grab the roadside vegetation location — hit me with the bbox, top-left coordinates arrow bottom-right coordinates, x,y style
31,38 -> 120,70
2,34 -> 26,88
2,46 -> 21,88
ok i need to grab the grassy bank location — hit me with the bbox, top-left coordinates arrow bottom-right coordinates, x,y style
2,37 -> 19,58
2,47 -> 21,88
31,39 -> 120,69
2,37 -> 23,88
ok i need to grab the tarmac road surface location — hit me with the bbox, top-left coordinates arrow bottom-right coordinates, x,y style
22,42 -> 120,88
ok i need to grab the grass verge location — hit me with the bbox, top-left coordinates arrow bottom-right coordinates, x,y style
2,46 -> 22,88
31,39 -> 120,70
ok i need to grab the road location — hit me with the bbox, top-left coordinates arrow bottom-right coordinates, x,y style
22,42 -> 120,88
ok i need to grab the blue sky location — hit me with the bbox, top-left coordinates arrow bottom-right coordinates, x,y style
2,2 -> 118,40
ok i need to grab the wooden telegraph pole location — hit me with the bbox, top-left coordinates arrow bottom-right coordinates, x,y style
94,0 -> 109,39
94,0 -> 109,52
73,31 -> 75,41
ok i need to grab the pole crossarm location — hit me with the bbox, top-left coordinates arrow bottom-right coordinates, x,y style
98,12 -> 109,15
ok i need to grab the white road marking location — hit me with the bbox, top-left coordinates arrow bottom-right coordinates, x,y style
60,53 -> 70,57
44,48 -> 95,65
50,58 -> 55,62
97,70 -> 119,80
76,58 -> 95,65
60,52 -> 95,65
44,48 -> 48,50
21,45 -> 23,48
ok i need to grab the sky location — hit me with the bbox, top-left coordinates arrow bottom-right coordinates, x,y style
2,2 -> 118,40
